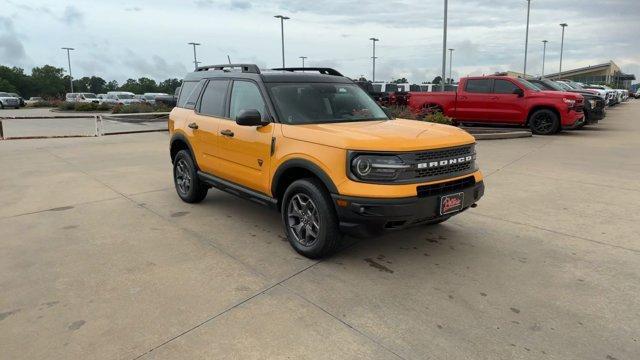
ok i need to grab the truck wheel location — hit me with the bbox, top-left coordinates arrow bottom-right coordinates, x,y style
529,109 -> 559,135
173,150 -> 208,203
282,178 -> 341,259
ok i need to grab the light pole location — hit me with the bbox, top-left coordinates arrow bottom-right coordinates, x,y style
299,56 -> 307,68
541,40 -> 548,77
274,15 -> 290,68
441,0 -> 448,91
523,0 -> 531,77
369,37 -> 379,82
188,42 -> 201,70
559,23 -> 568,79
448,48 -> 454,84
61,47 -> 74,93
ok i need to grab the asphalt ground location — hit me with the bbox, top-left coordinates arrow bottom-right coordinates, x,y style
1,101 -> 638,359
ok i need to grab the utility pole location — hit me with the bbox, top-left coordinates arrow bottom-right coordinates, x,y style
369,38 -> 379,82
227,55 -> 231,64
523,0 -> 531,77
448,48 -> 454,84
274,15 -> 290,68
441,0 -> 448,91
299,56 -> 307,68
61,47 -> 74,93
188,42 -> 201,70
559,23 -> 568,79
541,40 -> 548,77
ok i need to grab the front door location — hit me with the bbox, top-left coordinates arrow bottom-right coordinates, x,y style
215,80 -> 274,195
491,79 -> 527,123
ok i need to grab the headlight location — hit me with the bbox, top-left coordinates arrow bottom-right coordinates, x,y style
351,154 -> 409,181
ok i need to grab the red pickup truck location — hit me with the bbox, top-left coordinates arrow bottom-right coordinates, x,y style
407,76 -> 585,135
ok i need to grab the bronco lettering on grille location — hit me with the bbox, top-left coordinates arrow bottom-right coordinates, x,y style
417,156 -> 473,169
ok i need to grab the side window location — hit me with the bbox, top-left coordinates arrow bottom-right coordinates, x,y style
176,81 -> 197,108
229,81 -> 267,120
199,80 -> 229,117
465,79 -> 492,93
184,80 -> 205,110
493,79 -> 520,94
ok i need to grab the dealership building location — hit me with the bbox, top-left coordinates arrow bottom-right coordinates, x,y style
545,60 -> 635,88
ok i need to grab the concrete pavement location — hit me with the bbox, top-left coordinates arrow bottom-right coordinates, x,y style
1,101 -> 639,359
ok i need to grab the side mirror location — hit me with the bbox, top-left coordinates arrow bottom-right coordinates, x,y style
513,88 -> 525,97
236,109 -> 265,126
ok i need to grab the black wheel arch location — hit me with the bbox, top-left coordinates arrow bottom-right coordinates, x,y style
272,159 -> 339,209
170,133 -> 197,167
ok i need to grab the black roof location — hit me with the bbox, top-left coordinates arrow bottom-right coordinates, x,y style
183,64 -> 352,84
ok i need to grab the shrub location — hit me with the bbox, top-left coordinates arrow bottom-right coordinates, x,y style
111,102 -> 172,114
387,105 -> 453,125
97,102 -> 112,111
31,100 -> 59,108
74,102 -> 98,111
421,112 -> 453,125
57,101 -> 76,110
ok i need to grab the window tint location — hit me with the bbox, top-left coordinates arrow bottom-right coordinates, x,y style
177,81 -> 197,108
465,79 -> 492,93
493,80 -> 520,94
229,81 -> 267,120
184,81 -> 205,110
199,80 -> 229,117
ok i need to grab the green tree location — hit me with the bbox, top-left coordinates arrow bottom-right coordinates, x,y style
392,77 -> 408,84
88,76 -> 107,94
119,78 -> 141,93
137,77 -> 158,93
432,76 -> 442,84
0,66 -> 33,97
0,78 -> 18,93
158,78 -> 182,94
105,80 -> 119,92
31,65 -> 66,98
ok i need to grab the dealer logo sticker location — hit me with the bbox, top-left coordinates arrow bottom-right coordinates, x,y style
440,192 -> 464,215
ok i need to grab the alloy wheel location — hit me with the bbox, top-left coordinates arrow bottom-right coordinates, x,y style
287,193 -> 321,246
532,112 -> 554,134
175,158 -> 192,195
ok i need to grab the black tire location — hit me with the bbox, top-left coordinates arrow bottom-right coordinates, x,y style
173,150 -> 208,203
529,109 -> 560,135
282,178 -> 341,259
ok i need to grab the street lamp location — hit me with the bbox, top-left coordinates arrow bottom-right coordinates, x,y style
369,37 -> 379,82
448,48 -> 454,84
299,56 -> 307,68
541,40 -> 548,77
559,23 -> 568,79
274,15 -> 290,68
523,0 -> 531,77
188,42 -> 201,70
441,0 -> 448,91
61,47 -> 74,93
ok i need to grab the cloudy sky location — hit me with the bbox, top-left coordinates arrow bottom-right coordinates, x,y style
1,0 -> 638,84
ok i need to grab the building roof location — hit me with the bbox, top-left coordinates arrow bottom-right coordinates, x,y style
544,62 -> 613,78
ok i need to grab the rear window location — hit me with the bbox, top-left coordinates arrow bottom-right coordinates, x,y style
385,84 -> 399,92
465,79 -> 492,93
493,80 -> 520,94
199,80 -> 229,117
177,81 -> 197,108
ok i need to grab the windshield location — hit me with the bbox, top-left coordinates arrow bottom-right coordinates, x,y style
556,82 -> 573,91
118,94 -> 134,99
82,93 -> 97,98
536,80 -> 564,91
267,83 -> 389,125
516,78 -> 540,91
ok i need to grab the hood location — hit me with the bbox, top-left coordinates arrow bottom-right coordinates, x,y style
281,119 -> 475,151
538,90 -> 582,100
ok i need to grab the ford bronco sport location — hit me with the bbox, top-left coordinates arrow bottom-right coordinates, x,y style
169,64 -> 484,258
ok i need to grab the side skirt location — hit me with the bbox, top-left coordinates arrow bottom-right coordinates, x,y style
197,171 -> 278,210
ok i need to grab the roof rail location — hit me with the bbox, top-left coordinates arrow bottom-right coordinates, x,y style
196,64 -> 261,74
271,67 -> 343,76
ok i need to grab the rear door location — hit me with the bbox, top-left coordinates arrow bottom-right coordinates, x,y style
191,79 -> 229,174
454,79 -> 495,122
491,79 -> 527,123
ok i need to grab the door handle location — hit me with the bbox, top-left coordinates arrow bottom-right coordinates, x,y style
188,122 -> 198,129
220,129 -> 234,137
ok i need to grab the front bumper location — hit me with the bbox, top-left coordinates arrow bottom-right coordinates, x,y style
562,113 -> 585,130
332,179 -> 484,237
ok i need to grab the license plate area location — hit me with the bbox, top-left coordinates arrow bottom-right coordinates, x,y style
440,192 -> 464,215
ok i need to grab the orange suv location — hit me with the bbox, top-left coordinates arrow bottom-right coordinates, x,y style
169,64 -> 484,258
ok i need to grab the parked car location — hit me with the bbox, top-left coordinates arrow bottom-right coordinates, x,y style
65,92 -> 100,104
169,64 -> 485,258
7,93 -> 25,107
25,97 -> 45,106
634,89 -> 640,99
582,85 -> 618,106
142,92 -> 168,105
154,88 -> 180,107
407,76 -> 585,135
419,83 -> 458,92
529,78 -> 605,126
97,94 -> 107,101
0,92 -> 21,109
103,91 -> 141,106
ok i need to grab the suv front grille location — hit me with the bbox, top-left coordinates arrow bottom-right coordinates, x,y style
395,144 -> 477,183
